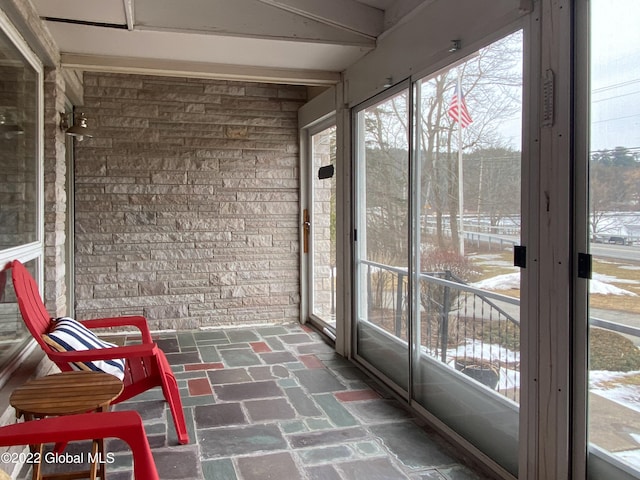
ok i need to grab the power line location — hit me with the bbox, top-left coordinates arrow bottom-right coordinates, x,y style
592,78 -> 640,94
592,89 -> 640,103
591,112 -> 640,124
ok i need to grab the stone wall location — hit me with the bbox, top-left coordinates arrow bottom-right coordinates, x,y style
43,68 -> 70,316
74,73 -> 306,330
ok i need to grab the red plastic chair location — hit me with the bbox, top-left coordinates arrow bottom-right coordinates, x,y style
9,260 -> 189,445
0,411 -> 159,479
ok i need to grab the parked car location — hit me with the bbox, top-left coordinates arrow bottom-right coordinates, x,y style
608,236 -> 630,245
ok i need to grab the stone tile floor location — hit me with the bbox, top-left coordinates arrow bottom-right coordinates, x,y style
22,323 -> 494,480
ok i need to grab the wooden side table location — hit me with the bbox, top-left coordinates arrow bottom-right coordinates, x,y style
10,371 -> 124,480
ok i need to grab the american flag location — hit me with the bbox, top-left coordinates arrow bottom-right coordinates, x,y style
448,86 -> 473,128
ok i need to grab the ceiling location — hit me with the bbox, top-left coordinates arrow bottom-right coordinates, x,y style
30,0 -> 428,85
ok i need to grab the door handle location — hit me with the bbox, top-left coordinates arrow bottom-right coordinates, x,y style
303,209 -> 310,253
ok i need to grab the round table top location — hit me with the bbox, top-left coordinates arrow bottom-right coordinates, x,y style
10,371 -> 124,417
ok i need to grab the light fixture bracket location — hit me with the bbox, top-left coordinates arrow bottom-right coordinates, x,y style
449,40 -> 461,52
60,111 -> 94,140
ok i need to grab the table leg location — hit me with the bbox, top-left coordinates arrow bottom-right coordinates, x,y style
93,405 -> 109,480
30,442 -> 43,480
16,413 -> 43,480
89,439 -> 98,480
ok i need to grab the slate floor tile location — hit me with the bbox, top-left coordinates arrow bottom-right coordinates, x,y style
219,348 -> 262,367
438,465 -> 492,480
306,464 -> 342,480
208,367 -> 252,384
288,427 -> 368,449
297,342 -> 336,354
344,399 -> 412,424
369,422 -> 456,468
294,369 -> 347,394
154,337 -> 180,353
152,447 -> 201,479
255,326 -> 289,336
199,424 -> 288,458
226,330 -> 260,343
336,457 -> 407,480
314,393 -> 358,427
188,377 -> 212,396
236,452 -> 302,480
259,351 -> 297,364
280,333 -> 313,344
215,380 -> 284,401
264,336 -> 285,351
114,399 -> 165,421
195,402 -> 247,428
298,445 -> 353,465
245,398 -> 296,422
194,331 -> 228,341
284,386 -> 323,417
165,351 -> 201,365
202,458 -> 238,480
15,324 -> 499,480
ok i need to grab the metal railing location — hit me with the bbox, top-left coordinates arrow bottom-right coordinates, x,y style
361,260 -> 640,404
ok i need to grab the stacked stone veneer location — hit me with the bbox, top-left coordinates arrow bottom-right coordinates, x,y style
74,73 -> 306,330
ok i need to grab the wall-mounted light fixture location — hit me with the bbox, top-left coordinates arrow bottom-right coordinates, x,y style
60,112 -> 94,141
0,113 -> 24,139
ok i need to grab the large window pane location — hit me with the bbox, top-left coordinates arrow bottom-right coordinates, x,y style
588,1 -> 640,475
0,27 -> 38,250
354,86 -> 410,390
311,125 -> 337,329
0,16 -> 42,379
412,31 -> 523,475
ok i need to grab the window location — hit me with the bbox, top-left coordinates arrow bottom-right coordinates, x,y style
353,30 -> 523,475
588,1 -> 640,476
0,14 -> 44,379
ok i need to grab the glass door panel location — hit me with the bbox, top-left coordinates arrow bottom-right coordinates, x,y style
411,32 -> 523,476
354,86 -> 410,391
310,124 -> 337,331
588,1 -> 640,476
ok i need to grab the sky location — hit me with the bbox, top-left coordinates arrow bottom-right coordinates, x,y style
492,1 -> 640,153
590,0 -> 640,152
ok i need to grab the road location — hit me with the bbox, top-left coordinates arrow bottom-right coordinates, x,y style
591,243 -> 640,262
466,230 -> 640,263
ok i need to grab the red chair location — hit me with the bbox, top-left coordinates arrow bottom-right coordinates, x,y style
9,260 -> 189,445
0,411 -> 159,479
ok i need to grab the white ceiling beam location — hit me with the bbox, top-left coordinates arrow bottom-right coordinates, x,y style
255,0 -> 384,38
135,0 -> 375,47
61,53 -> 341,86
46,22 -> 372,71
31,0 -> 127,25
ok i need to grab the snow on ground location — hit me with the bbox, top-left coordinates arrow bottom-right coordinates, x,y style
590,370 -> 640,413
469,253 -> 515,268
439,340 -> 521,391
451,265 -> 640,467
591,371 -> 640,468
447,338 -> 520,365
472,272 -> 520,290
472,272 -> 637,296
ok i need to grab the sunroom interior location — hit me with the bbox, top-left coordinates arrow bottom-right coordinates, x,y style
0,0 -> 639,479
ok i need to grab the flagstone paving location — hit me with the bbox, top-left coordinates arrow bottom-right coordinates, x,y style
20,323 -> 494,480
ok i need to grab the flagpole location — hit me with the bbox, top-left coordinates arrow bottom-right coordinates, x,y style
457,72 -> 464,256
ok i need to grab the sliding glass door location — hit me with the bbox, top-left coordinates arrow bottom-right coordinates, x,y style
412,32 -> 523,475
353,31 -> 524,474
354,83 -> 411,391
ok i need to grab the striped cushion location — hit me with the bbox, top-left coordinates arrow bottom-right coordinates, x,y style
43,317 -> 125,381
